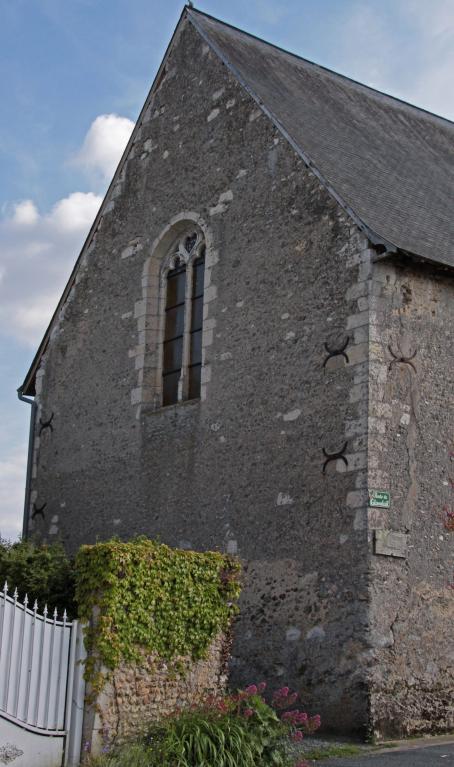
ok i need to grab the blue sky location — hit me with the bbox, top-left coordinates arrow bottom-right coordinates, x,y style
1,0 -> 453,540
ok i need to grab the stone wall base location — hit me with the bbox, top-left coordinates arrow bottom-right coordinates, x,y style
84,633 -> 229,757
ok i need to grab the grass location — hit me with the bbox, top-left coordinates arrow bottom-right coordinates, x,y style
301,743 -> 364,761
377,741 -> 399,749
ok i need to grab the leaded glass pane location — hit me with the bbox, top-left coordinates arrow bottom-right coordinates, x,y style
164,305 -> 185,341
188,365 -> 201,400
190,296 -> 203,332
185,233 -> 197,253
166,267 -> 186,308
192,258 -> 205,298
189,330 -> 202,365
163,371 -> 180,406
163,263 -> 186,405
188,253 -> 205,400
163,337 -> 183,373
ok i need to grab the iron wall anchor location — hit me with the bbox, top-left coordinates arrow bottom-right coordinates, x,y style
323,336 -> 350,369
322,441 -> 348,474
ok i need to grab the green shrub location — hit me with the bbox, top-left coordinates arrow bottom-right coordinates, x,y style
0,538 -> 76,616
86,743 -> 152,767
88,684 -> 319,767
145,708 -> 280,767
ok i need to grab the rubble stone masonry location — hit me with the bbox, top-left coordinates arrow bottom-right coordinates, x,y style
85,634 -> 227,755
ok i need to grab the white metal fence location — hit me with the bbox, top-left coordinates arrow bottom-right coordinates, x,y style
0,582 -> 77,735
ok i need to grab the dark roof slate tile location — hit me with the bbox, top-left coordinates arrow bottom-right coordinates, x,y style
189,8 -> 454,267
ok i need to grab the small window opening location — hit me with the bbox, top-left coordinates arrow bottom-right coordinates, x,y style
188,247 -> 205,400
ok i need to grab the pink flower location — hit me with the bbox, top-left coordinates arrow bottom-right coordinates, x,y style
244,685 -> 258,696
292,729 -> 304,742
243,708 -> 254,718
257,681 -> 267,693
273,686 -> 292,708
307,714 -> 321,733
275,686 -> 289,698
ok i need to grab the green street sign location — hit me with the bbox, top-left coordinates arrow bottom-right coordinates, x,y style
369,489 -> 391,508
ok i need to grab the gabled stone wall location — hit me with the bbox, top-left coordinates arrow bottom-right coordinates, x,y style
26,17 -> 377,733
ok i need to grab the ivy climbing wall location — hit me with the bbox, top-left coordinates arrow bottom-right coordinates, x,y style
75,538 -> 240,755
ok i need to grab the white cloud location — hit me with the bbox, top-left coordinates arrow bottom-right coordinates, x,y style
12,200 -> 39,226
73,113 -> 135,182
48,191 -> 102,232
0,191 -> 102,347
406,0 -> 454,38
253,0 -> 288,26
0,446 -> 26,542
401,0 -> 454,118
338,0 -> 454,121
0,112 -> 134,348
337,5 -> 395,89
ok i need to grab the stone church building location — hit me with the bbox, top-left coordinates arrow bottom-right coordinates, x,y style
19,6 -> 454,737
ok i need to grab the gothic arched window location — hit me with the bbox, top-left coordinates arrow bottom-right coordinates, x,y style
162,231 -> 205,406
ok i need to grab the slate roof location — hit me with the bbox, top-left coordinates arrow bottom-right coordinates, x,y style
188,8 -> 454,268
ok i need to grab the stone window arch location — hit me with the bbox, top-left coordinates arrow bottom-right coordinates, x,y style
132,215 -> 214,413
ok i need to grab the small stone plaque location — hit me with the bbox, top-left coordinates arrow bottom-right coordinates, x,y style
374,529 -> 407,558
369,489 -> 391,508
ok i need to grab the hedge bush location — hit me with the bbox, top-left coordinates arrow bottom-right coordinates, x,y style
0,538 -> 76,616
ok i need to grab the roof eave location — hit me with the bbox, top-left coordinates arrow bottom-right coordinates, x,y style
372,246 -> 454,272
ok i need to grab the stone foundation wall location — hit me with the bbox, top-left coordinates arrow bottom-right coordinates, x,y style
85,633 -> 228,755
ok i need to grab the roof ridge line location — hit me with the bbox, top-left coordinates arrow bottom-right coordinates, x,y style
187,7 -> 396,253
188,6 -> 454,129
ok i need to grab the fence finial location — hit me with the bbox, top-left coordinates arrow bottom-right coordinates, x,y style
3,580 -> 8,595
24,593 -> 29,607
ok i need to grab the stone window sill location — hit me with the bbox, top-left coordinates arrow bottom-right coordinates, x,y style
141,398 -> 201,417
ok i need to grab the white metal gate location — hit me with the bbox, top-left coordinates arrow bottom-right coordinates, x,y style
0,582 -> 85,767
